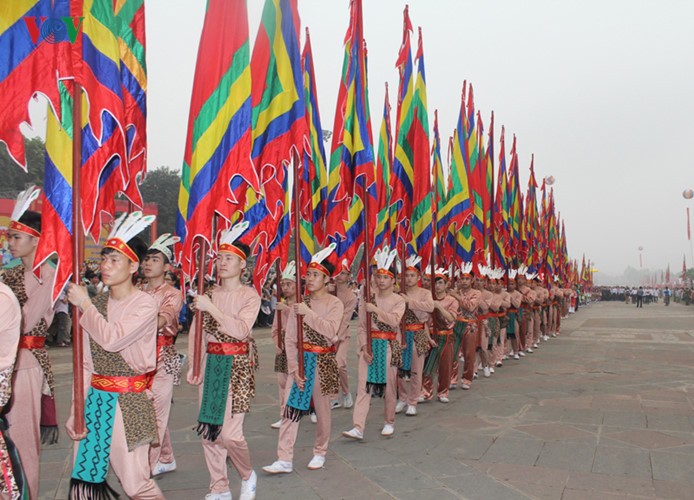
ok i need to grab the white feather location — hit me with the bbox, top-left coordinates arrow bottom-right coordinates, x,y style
508,268 -> 518,280
149,233 -> 180,261
281,260 -> 296,280
311,242 -> 337,265
459,262 -> 474,275
10,186 -> 41,222
219,221 -> 250,247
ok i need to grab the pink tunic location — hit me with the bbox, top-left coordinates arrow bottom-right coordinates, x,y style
0,282 -> 20,407
336,287 -> 357,340
406,287 -> 435,323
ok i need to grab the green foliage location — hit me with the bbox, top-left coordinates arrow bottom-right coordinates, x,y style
0,137 -> 46,193
138,166 -> 181,235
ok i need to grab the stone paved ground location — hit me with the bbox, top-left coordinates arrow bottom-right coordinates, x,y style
38,300 -> 694,499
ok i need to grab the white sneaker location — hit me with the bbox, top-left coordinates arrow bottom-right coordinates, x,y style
152,459 -> 176,476
262,461 -> 292,474
483,367 -> 491,378
502,355 -> 508,360
438,396 -> 449,403
405,405 -> 417,416
533,343 -> 539,349
307,455 -> 325,470
489,366 -> 495,374
343,392 -> 354,409
526,348 -> 533,353
381,424 -> 394,436
417,396 -> 427,403
495,361 -> 503,367
205,492 -> 232,500
449,384 -> 458,390
461,383 -> 471,390
310,412 -> 317,424
513,353 -> 520,360
240,470 -> 257,500
270,419 -> 282,429
518,351 -> 526,357
342,427 -> 363,440
395,400 -> 407,414
330,399 -> 342,410
543,335 -> 549,341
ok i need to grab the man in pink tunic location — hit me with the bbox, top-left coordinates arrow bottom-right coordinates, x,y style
66,212 -> 164,499
449,264 -> 481,390
342,246 -> 405,440
0,281 -> 22,498
263,247 -> 343,473
330,259 -> 357,409
140,234 -> 184,477
270,262 -> 297,429
396,256 -> 434,415
187,223 -> 260,500
3,187 -> 56,499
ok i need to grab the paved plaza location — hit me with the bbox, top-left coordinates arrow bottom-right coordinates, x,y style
37,301 -> 694,499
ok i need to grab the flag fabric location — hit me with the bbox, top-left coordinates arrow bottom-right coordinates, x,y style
492,125 -> 510,269
115,0 -> 147,203
431,110 -> 448,264
247,0 -> 306,286
0,0 -> 72,170
523,155 -> 539,270
298,27 -> 327,273
507,134 -> 523,265
33,81 -> 74,302
468,109 -> 486,267
176,0 -> 258,277
373,83 -> 394,251
390,6 -> 414,242
325,0 -> 375,267
409,27 -> 432,265
484,111 -> 494,261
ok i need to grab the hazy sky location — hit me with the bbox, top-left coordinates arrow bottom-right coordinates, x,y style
22,0 -> 694,280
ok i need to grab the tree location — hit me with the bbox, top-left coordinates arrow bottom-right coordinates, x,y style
138,166 -> 181,235
0,137 -> 45,196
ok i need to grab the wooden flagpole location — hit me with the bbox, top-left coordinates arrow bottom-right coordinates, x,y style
192,238 -> 207,378
292,150 -> 305,379
363,186 -> 373,356
275,260 -> 283,352
71,82 -> 85,435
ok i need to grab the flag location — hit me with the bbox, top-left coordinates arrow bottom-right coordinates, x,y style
247,0 -> 306,286
0,0 -> 72,170
410,27 -> 432,265
492,125 -> 510,269
484,111 -> 494,260
298,27 -> 327,273
325,0 -> 375,266
390,6 -> 414,242
523,155 -> 539,270
33,81 -> 73,302
373,83 -> 393,251
176,0 -> 258,277
115,0 -> 147,203
432,110 -> 448,259
507,134 -> 523,264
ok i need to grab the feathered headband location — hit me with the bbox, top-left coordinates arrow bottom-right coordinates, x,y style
507,268 -> 518,280
105,212 -> 156,262
308,243 -> 337,276
281,260 -> 296,281
9,186 -> 41,237
218,221 -> 250,260
148,233 -> 180,263
374,246 -> 398,278
434,267 -> 449,281
459,261 -> 474,277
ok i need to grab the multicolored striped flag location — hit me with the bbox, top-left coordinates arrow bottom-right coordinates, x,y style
492,125 -> 510,269
373,83 -> 394,251
115,0 -> 147,203
431,110 -> 448,266
325,0 -> 376,266
298,27 -> 328,273
523,155 -> 539,270
248,0 -> 306,285
507,133 -> 523,265
484,111 -> 494,261
409,27 -> 432,265
33,81 -> 74,301
0,0 -> 72,170
176,0 -> 258,277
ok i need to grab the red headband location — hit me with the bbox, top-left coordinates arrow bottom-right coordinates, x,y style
218,243 -> 247,261
406,266 -> 420,273
308,261 -> 331,276
9,220 -> 40,238
105,238 -> 139,263
375,268 -> 395,279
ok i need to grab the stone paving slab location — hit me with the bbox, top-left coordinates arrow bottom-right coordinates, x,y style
34,301 -> 694,498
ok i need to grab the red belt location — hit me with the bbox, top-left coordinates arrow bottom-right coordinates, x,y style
405,323 -> 426,331
492,311 -> 505,317
19,336 -> 45,349
436,329 -> 453,336
456,316 -> 475,323
302,343 -> 336,354
477,314 -> 490,320
91,372 -> 154,393
371,331 -> 397,341
207,341 -> 249,356
508,307 -> 519,313
157,336 -> 174,347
